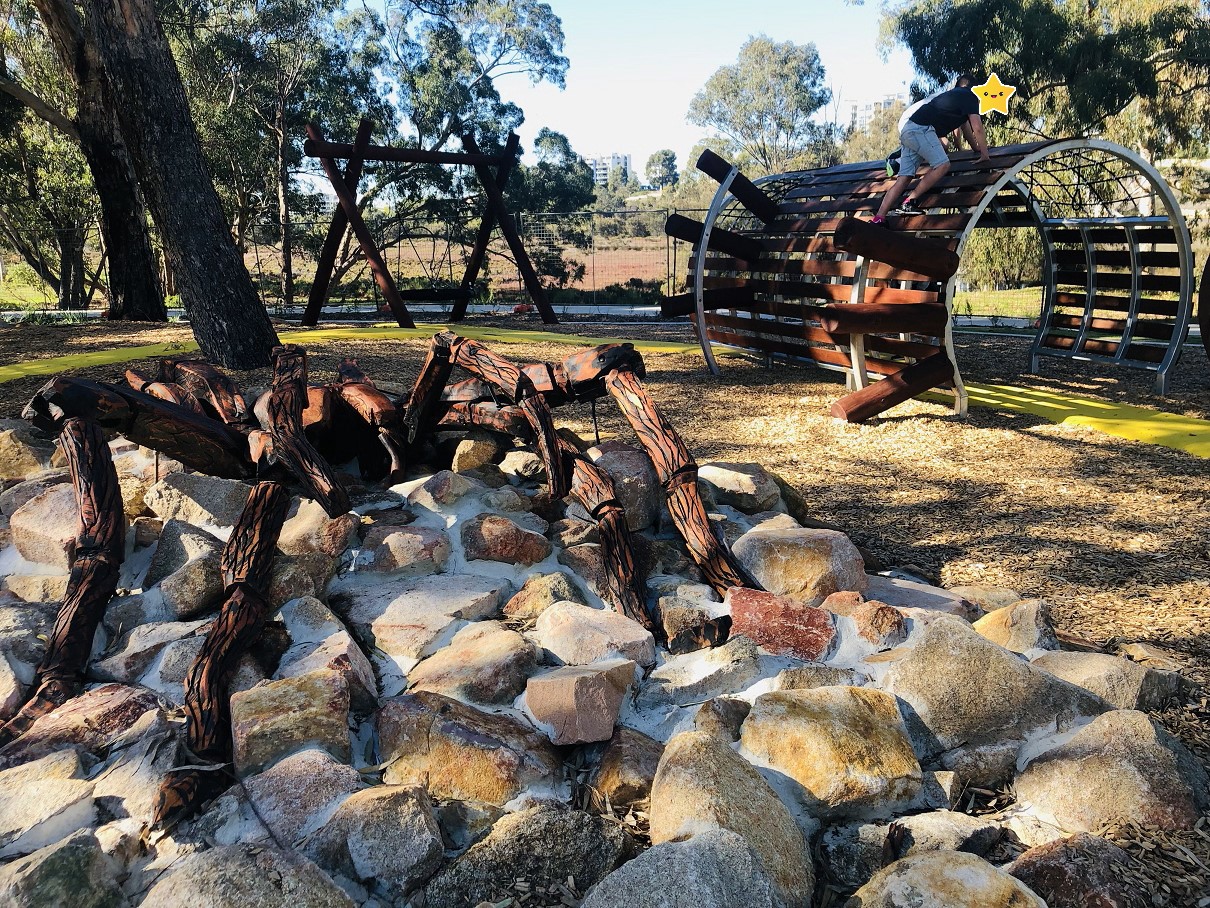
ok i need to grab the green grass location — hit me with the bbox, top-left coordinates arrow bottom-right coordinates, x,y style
0,284 -> 60,310
952,287 -> 1043,320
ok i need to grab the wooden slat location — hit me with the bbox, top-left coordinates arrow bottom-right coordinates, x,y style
819,302 -> 947,336
700,276 -> 940,305
777,213 -> 971,235
1040,334 -> 1168,363
705,326 -> 905,376
1053,292 -> 1180,317
1047,313 -> 1176,342
864,335 -> 944,359
703,255 -> 858,278
1054,270 -> 1182,293
1052,249 -> 1180,268
706,312 -> 841,346
782,169 -> 1007,202
660,286 -> 757,318
831,352 -> 955,423
1048,227 -> 1176,244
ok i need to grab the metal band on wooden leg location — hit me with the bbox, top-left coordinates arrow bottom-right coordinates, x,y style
562,441 -> 653,631
152,481 -> 291,828
603,369 -> 752,596
254,345 -> 350,517
0,418 -> 125,746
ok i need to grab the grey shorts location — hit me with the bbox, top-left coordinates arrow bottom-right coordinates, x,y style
898,121 -> 948,174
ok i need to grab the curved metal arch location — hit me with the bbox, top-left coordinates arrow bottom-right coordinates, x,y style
950,139 -> 1193,393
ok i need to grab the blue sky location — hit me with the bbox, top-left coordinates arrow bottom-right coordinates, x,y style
495,0 -> 917,171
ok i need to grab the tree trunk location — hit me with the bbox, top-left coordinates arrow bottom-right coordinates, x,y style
84,0 -> 279,368
31,0 -> 166,322
276,115 -> 295,310
56,225 -> 86,310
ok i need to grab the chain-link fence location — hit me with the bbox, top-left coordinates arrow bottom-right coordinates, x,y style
1,209 -> 710,318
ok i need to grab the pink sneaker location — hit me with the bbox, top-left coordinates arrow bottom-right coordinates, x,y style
870,216 -> 885,225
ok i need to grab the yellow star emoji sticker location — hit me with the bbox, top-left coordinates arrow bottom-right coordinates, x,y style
973,72 -> 1016,116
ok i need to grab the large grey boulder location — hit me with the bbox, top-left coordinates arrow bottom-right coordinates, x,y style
581,829 -> 781,908
650,730 -> 815,908
10,484 -> 78,570
143,472 -> 252,527
305,784 -> 444,898
423,803 -> 631,908
138,844 -> 354,908
638,635 -> 763,708
1031,650 -> 1186,710
731,527 -> 866,603
1014,709 -> 1210,832
242,749 -> 364,845
0,830 -> 128,908
534,601 -> 656,668
408,621 -> 540,706
972,599 -> 1059,654
881,617 -> 1109,759
698,462 -> 782,513
583,441 -> 662,531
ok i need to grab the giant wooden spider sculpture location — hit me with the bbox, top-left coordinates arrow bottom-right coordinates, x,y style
0,332 -> 754,826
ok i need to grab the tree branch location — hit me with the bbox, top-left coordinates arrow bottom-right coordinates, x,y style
0,75 -> 80,141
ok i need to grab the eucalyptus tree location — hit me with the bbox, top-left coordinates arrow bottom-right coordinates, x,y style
165,0 -> 387,308
1,0 -> 164,317
687,35 -> 837,176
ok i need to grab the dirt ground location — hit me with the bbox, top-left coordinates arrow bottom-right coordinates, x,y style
3,318 -> 1209,903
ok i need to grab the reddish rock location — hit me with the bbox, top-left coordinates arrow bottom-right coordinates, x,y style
0,684 -> 162,767
1007,833 -> 1143,908
726,587 -> 836,661
461,514 -> 552,566
850,601 -> 909,648
557,544 -> 611,598
364,524 -> 451,576
820,590 -> 865,615
525,660 -> 636,745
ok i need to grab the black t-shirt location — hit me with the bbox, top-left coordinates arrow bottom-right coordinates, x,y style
909,87 -> 979,135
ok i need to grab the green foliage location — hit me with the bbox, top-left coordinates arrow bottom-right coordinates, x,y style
960,227 -> 1044,291
645,149 -> 678,188
881,0 -> 1210,149
687,34 -> 838,175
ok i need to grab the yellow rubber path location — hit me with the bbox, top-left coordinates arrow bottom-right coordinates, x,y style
1,324 -> 1205,458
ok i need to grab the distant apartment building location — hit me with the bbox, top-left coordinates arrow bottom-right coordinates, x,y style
848,92 -> 909,131
582,152 -> 632,186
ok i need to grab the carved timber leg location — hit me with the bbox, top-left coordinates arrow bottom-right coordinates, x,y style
603,369 -> 753,597
125,368 -> 207,416
560,440 -> 654,632
24,377 -> 254,479
442,333 -> 569,499
253,345 -> 350,517
404,333 -> 455,445
0,419 -> 125,746
162,359 -> 252,426
335,357 -> 407,484
152,481 -> 291,828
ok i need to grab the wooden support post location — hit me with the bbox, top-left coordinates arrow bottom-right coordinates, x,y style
834,217 -> 960,280
302,119 -> 373,326
830,352 -> 955,423
335,357 -> 408,484
460,134 -> 557,324
695,149 -> 780,224
453,132 -> 521,321
665,213 -> 763,262
307,124 -> 414,328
